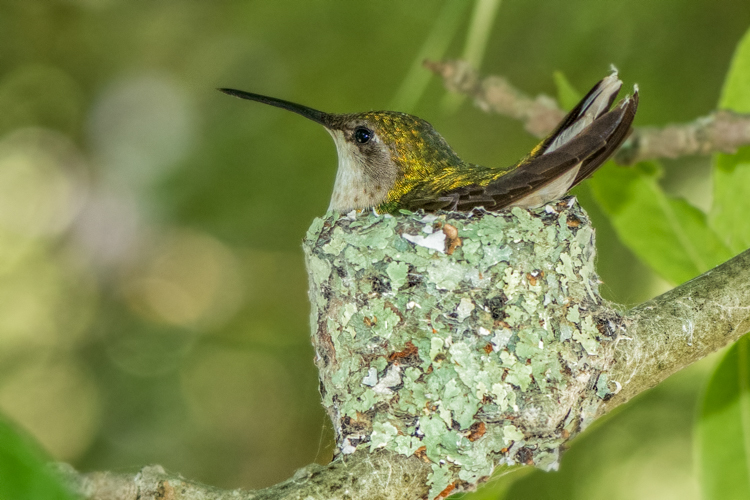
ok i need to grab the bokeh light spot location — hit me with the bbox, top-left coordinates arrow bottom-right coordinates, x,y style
0,358 -> 101,461
121,229 -> 244,328
88,73 -> 197,188
0,244 -> 97,355
0,128 -> 87,237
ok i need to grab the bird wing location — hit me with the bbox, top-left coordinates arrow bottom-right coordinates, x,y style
408,75 -> 638,212
478,91 -> 639,210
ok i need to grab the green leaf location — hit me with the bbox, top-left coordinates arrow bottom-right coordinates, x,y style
718,27 -> 750,111
589,161 -> 733,285
698,27 -> 750,500
711,26 -> 750,253
553,71 -> 583,111
696,335 -> 750,500
0,414 -> 76,500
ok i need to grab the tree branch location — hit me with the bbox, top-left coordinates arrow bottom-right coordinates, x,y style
601,247 -> 750,414
424,59 -> 750,165
58,451 -> 433,500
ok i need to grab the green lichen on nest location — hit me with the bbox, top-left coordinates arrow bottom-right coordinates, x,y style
303,200 -> 619,499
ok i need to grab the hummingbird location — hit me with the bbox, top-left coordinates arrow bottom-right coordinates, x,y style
219,71 -> 638,214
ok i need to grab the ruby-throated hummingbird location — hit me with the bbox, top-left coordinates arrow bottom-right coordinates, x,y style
220,71 -> 638,213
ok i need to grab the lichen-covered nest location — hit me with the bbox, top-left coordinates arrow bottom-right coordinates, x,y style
303,199 -> 621,498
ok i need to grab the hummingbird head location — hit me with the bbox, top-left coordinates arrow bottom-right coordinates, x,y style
219,89 -> 463,212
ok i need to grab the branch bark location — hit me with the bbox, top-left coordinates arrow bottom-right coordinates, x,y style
424,59 -> 750,165
601,247 -> 750,414
58,451 -> 433,500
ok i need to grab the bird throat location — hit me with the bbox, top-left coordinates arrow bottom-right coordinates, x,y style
326,130 -> 394,212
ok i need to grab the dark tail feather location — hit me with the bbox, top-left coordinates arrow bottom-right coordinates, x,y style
529,71 -> 623,159
570,89 -> 638,187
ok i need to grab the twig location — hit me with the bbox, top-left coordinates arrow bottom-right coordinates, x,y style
425,59 -> 750,165
424,59 -> 565,138
58,450 -> 431,500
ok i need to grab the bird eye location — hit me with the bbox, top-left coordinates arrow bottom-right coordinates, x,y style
354,127 -> 372,144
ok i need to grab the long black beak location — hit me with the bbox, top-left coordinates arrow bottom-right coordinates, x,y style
218,88 -> 330,127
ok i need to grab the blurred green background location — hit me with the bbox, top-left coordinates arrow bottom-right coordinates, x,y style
0,1 -> 748,499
